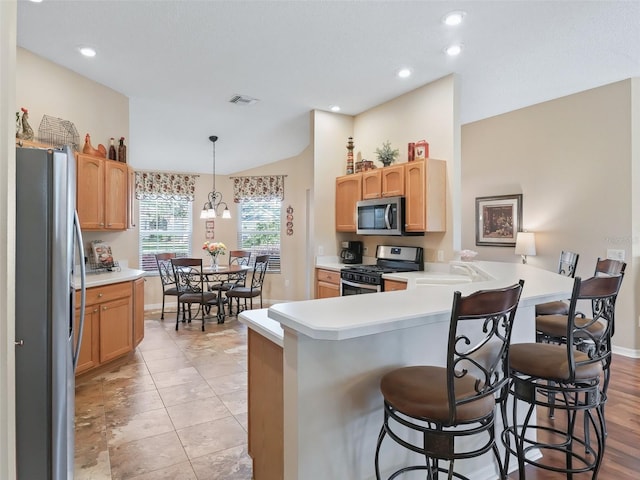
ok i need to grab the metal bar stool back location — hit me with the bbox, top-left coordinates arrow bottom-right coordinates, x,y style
503,274 -> 622,479
375,280 -> 524,480
535,250 -> 579,317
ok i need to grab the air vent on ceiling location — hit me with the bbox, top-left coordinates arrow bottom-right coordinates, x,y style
228,94 -> 260,106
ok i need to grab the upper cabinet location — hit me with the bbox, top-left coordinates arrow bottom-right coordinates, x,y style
404,158 -> 446,233
77,153 -> 129,230
362,165 -> 405,199
335,173 -> 362,232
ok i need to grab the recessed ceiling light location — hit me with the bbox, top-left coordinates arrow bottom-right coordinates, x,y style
29,0 -> 44,3
330,105 -> 341,112
397,68 -> 412,79
445,44 -> 462,56
79,47 -> 96,57
443,11 -> 465,26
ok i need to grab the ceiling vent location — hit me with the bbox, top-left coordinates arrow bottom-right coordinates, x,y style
228,94 -> 259,106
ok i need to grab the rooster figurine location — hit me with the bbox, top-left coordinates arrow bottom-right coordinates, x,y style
16,108 -> 34,141
82,133 -> 106,158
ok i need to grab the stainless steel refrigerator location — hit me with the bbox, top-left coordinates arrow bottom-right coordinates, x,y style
15,146 -> 86,479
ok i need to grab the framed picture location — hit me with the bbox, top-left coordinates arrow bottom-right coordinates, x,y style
475,194 -> 522,246
91,240 -> 114,268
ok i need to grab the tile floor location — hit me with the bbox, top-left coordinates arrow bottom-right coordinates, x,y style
74,309 -> 253,480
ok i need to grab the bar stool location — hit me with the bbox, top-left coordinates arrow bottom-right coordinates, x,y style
534,250 -> 579,317
374,281 -> 524,480
502,274 -> 621,479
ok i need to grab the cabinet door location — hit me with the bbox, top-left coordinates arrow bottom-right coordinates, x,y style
317,281 -> 340,299
74,306 -> 100,375
105,161 -> 128,230
405,161 -> 426,232
382,164 -> 405,197
77,154 -> 105,229
127,165 -> 136,229
384,279 -> 407,292
335,174 -> 362,232
99,297 -> 133,363
362,170 -> 381,199
133,277 -> 145,347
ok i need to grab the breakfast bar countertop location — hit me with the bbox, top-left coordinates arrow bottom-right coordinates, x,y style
269,261 -> 574,341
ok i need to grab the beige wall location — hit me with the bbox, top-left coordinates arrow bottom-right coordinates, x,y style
462,80 -> 638,353
312,75 -> 459,263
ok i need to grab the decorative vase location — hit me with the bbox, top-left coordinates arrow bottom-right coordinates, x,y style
210,254 -> 219,270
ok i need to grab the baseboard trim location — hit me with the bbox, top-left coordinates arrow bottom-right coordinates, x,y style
612,345 -> 640,358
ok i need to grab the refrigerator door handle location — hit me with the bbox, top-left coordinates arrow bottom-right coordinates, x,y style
72,210 -> 86,371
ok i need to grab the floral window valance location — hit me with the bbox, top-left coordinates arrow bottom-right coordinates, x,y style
135,171 -> 198,201
231,175 -> 285,202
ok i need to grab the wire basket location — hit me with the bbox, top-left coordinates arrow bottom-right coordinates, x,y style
37,114 -> 80,151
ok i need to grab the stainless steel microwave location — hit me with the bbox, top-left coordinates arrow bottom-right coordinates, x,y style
356,196 -> 405,236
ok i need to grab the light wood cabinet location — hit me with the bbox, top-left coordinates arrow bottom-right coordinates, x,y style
77,153 -> 128,230
404,158 -> 447,233
133,277 -> 145,347
316,268 -> 341,299
361,165 -> 405,199
362,170 -> 382,199
74,305 -> 99,375
74,279 -> 144,375
335,173 -> 362,232
384,279 -> 407,292
381,164 -> 404,197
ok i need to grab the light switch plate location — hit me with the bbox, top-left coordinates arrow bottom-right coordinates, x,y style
606,249 -> 625,261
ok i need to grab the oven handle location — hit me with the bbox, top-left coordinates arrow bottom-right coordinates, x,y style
384,204 -> 392,229
340,278 -> 382,295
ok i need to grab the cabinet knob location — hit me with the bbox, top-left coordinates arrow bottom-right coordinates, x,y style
100,223 -> 105,226
103,306 -> 107,311
98,293 -> 103,297
108,223 -> 112,227
93,308 -> 98,313
15,340 -> 24,347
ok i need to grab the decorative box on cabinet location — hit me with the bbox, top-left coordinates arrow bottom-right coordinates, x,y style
77,153 -> 128,230
335,173 -> 362,232
316,268 -> 341,299
404,158 -> 446,233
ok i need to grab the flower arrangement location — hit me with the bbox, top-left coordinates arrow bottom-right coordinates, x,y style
203,241 -> 227,258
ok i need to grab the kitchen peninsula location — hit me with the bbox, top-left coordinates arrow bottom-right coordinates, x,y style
240,261 -> 575,480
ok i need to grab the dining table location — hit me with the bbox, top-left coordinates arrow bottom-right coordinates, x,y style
201,264 -> 251,322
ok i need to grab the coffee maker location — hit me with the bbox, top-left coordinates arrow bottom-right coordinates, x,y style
340,241 -> 364,264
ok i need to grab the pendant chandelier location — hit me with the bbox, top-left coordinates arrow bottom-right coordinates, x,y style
200,135 -> 231,219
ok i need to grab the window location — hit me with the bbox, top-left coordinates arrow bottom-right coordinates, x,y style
138,198 -> 192,272
237,198 -> 281,273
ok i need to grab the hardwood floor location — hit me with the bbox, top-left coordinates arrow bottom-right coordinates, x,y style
508,354 -> 640,479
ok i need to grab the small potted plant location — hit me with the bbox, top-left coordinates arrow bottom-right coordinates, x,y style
375,141 -> 400,167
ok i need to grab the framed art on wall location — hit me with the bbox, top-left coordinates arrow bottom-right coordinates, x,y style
475,194 -> 522,246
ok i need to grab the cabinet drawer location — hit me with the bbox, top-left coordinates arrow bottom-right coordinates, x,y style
77,281 -> 132,306
316,269 -> 340,285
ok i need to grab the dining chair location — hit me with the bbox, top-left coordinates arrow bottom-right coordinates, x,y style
154,252 -> 180,320
171,258 -> 226,331
374,281 -> 524,479
535,250 -> 579,316
225,254 -> 269,314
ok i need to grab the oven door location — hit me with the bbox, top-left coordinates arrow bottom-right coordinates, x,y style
340,278 -> 381,296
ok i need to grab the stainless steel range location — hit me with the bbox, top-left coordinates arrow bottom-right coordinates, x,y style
340,245 -> 424,295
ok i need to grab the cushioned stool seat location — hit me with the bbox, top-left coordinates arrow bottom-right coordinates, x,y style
374,281 -> 524,480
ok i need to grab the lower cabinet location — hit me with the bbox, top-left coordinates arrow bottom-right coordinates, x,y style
316,268 -> 341,299
74,278 -> 144,376
384,279 -> 407,292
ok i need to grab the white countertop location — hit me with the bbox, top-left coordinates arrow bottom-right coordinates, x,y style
75,267 -> 145,289
268,261 -> 574,341
238,308 -> 283,346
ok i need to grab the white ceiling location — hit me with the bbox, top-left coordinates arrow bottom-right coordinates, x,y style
17,0 -> 640,175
